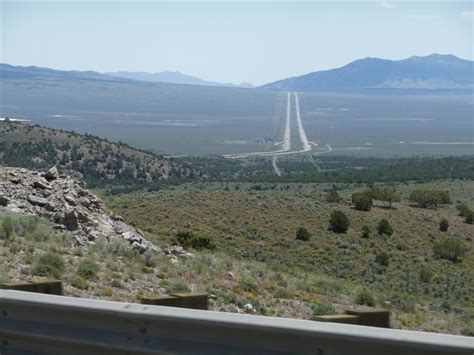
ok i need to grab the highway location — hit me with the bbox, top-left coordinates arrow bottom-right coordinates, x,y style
224,91 -> 327,175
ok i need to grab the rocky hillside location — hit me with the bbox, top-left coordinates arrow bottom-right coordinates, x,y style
0,166 -> 156,253
0,121 -> 203,186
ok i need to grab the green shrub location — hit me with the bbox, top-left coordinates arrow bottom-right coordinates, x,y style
418,265 -> 433,283
461,327 -> 474,337
166,280 -> 191,294
238,278 -> 258,293
76,260 -> 98,280
311,303 -> 336,316
361,225 -> 371,238
174,231 -> 216,250
1,216 -> 14,239
31,252 -> 65,279
377,219 -> 393,236
190,235 -> 216,250
409,189 -> 450,208
433,237 -> 467,262
295,227 -> 310,241
351,192 -> 373,211
375,251 -> 389,267
328,210 -> 350,233
111,279 -> 122,288
456,202 -> 470,217
325,190 -> 340,203
465,210 -> 473,224
70,275 -> 88,289
102,287 -> 113,297
143,251 -> 158,267
439,218 -> 449,232
274,287 -> 292,299
354,289 -> 375,306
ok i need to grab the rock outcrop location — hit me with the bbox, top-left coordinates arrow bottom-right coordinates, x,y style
0,167 -> 157,253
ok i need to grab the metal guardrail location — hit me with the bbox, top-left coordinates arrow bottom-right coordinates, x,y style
1,290 -> 473,355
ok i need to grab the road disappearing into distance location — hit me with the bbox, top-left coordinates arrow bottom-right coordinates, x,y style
224,92 -> 331,175
294,92 -> 311,152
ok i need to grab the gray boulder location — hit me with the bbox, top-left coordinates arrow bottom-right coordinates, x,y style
44,166 -> 59,181
63,210 -> 79,231
27,194 -> 48,206
0,195 -> 8,206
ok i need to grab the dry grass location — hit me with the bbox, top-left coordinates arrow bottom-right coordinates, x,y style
101,180 -> 474,335
1,179 -> 473,336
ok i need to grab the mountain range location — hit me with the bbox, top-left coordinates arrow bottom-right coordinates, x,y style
260,54 -> 473,92
1,54 -> 472,93
106,70 -> 255,88
0,63 -> 254,89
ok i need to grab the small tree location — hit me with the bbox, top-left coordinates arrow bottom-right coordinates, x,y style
328,210 -> 350,233
369,186 -> 401,208
377,219 -> 393,236
409,189 -> 450,208
456,203 -> 470,217
296,227 -> 310,241
326,189 -> 340,203
439,218 -> 449,232
352,192 -> 373,211
433,237 -> 467,262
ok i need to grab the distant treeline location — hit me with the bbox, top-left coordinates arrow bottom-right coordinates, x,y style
240,156 -> 474,184
104,155 -> 474,195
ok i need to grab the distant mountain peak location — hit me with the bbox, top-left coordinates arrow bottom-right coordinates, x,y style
261,54 -> 473,92
106,70 -> 255,89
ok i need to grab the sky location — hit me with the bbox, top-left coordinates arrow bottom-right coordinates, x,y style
1,1 -> 473,85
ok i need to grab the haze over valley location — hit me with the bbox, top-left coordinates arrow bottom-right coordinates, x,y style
1,55 -> 473,160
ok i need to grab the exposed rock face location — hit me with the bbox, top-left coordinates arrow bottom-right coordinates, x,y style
0,167 -> 157,254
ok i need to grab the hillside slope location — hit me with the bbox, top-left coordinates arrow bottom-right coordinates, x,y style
0,121 -> 202,186
261,54 -> 474,92
103,180 -> 474,335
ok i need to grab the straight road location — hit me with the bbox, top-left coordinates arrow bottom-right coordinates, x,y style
223,92 -> 292,159
294,92 -> 311,152
224,92 -> 327,176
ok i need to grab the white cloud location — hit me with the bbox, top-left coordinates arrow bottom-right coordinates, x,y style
380,0 -> 396,9
460,11 -> 474,21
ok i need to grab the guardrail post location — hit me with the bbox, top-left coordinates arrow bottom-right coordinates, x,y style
0,279 -> 63,295
345,308 -> 390,328
312,314 -> 360,324
141,295 -> 181,307
170,292 -> 208,310
141,293 -> 208,310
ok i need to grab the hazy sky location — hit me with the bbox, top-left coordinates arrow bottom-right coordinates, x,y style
1,1 -> 473,85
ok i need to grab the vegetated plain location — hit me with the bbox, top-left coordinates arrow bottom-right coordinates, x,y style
95,177 -> 472,335
1,63 -> 472,157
